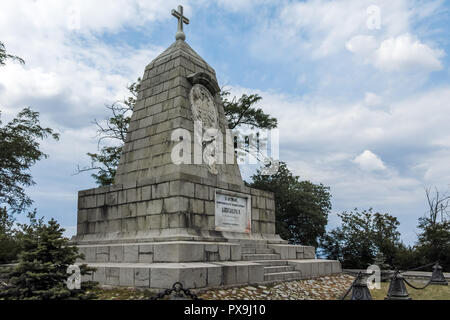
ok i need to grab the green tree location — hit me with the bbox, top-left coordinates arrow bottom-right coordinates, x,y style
0,108 -> 59,213
415,220 -> 449,269
372,251 -> 390,271
249,162 -> 331,247
391,243 -> 418,270
0,41 -> 24,66
320,208 -> 403,269
0,43 -> 58,264
414,187 -> 450,269
221,91 -> 277,130
0,207 -> 20,264
0,212 -> 97,300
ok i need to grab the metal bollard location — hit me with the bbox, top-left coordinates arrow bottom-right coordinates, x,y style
430,262 -> 448,286
385,270 -> 411,300
351,274 -> 372,300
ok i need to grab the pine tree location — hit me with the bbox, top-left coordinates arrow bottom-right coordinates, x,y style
0,207 -> 21,264
373,251 -> 390,270
0,212 -> 97,300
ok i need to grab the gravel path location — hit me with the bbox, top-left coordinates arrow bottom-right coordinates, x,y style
197,274 -> 355,300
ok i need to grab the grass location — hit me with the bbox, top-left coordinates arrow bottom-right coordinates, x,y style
89,287 -> 159,300
369,280 -> 450,300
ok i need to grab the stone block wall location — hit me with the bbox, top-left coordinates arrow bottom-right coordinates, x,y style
76,175 -> 276,241
268,244 -> 316,260
114,40 -> 243,187
80,261 -> 265,289
77,242 -> 242,264
287,260 -> 342,278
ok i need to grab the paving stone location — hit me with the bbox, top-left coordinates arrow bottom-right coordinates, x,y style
197,274 -> 355,300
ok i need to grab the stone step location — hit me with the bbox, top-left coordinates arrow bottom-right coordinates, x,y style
242,253 -> 281,261
77,241 -> 242,264
256,249 -> 274,254
241,246 -> 270,251
242,248 -> 274,254
239,240 -> 269,247
264,266 -> 294,274
252,260 -> 289,266
264,271 -> 302,282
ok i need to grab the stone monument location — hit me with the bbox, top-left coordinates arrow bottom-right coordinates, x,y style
72,5 -> 341,289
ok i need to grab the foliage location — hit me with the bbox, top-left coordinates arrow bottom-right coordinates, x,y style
249,162 -> 331,247
0,212 -> 97,300
424,186 -> 450,224
372,252 -> 390,270
415,219 -> 450,269
413,187 -> 450,269
0,108 -> 59,213
221,91 -> 277,130
320,208 -> 403,269
85,146 -> 123,186
0,207 -> 20,264
0,41 -> 24,67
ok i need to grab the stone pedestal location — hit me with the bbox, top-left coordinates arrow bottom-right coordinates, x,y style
73,173 -> 282,244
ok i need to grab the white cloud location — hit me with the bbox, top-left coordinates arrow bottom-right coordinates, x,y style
0,1 -> 167,131
374,34 -> 444,72
346,35 -> 378,55
246,0 -> 445,99
364,92 -> 383,107
215,0 -> 276,12
0,0 -> 182,38
250,0 -> 419,60
353,150 -> 387,171
228,84 -> 450,234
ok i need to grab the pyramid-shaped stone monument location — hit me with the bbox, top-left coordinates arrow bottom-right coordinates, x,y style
72,6 -> 341,289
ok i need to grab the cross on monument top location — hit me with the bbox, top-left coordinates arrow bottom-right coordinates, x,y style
171,5 -> 189,41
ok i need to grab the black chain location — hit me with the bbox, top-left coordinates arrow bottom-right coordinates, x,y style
341,272 -> 361,300
400,261 -> 437,273
344,269 -> 393,280
403,277 -> 432,290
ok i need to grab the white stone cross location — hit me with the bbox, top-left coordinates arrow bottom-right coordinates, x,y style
171,5 -> 189,41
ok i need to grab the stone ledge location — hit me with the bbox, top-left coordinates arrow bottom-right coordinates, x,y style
71,228 -> 286,246
78,259 -> 340,289
268,244 -> 316,259
287,259 -> 342,278
77,241 -> 242,263
79,261 -> 264,289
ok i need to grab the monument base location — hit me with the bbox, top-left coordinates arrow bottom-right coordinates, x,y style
73,174 -> 341,289
76,240 -> 341,289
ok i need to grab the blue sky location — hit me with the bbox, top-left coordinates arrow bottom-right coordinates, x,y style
0,0 -> 449,244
